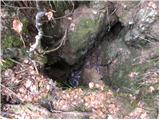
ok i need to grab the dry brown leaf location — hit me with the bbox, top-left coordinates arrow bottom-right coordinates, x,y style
67,17 -> 72,20
0,59 -> 6,65
89,82 -> 94,89
128,72 -> 139,79
12,19 -> 23,34
106,90 -> 113,97
45,11 -> 53,21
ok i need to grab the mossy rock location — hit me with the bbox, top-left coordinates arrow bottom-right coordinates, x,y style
61,4 -> 106,65
49,1 -> 72,16
101,27 -> 158,116
69,18 -> 99,52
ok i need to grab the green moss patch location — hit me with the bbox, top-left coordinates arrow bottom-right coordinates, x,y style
22,18 -> 29,34
69,18 -> 99,52
1,58 -> 15,70
2,34 -> 22,49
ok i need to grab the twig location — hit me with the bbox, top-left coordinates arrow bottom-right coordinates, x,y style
29,1 -> 45,53
1,1 -> 36,10
0,84 -> 23,102
43,1 -> 74,54
1,4 -> 36,9
31,60 -> 39,74
106,6 -> 111,31
138,36 -> 156,45
54,1 -> 75,20
8,58 -> 24,67
19,34 -> 26,48
29,33 -> 42,52
43,28 -> 68,54
43,34 -> 53,38
110,8 -> 117,15
15,68 -> 29,74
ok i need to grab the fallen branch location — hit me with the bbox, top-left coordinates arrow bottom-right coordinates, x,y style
29,11 -> 45,52
29,0 -> 46,53
19,33 -> 26,48
8,58 -> 24,67
31,60 -> 39,74
43,28 -> 68,54
0,84 -> 23,102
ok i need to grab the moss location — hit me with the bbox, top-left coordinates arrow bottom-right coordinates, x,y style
1,34 -> 25,70
118,12 -> 128,24
50,1 -> 70,16
74,104 -> 89,112
25,103 -> 38,112
69,18 -> 99,52
2,34 -> 22,49
41,55 -> 48,64
132,57 -> 158,75
111,46 -> 158,89
114,92 -> 135,108
1,58 -> 15,70
22,18 -> 29,34
142,92 -> 158,108
11,106 -> 21,113
110,53 -> 158,111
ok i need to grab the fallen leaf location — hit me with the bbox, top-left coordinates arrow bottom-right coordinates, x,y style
107,115 -> 113,119
106,90 -> 113,97
45,11 -> 53,21
128,72 -> 138,79
0,59 -> 6,65
149,86 -> 155,93
89,82 -> 94,89
12,19 -> 23,34
95,83 -> 100,89
25,80 -> 32,88
67,17 -> 72,20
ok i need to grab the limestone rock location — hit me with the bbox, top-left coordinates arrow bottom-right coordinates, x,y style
60,1 -> 118,65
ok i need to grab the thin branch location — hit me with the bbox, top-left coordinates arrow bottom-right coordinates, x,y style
19,34 -> 26,48
138,36 -> 156,45
31,60 -> 39,74
29,1 -> 45,53
0,84 -> 23,102
1,2 -> 36,9
8,58 -> 24,67
43,28 -> 68,54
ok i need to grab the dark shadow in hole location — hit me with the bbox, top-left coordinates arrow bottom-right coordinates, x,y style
43,58 -> 73,89
43,21 -> 124,90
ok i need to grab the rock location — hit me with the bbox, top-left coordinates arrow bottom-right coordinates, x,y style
114,1 -> 141,26
79,1 -> 159,118
82,68 -> 103,85
100,19 -> 158,120
115,1 -> 159,47
60,1 -> 118,65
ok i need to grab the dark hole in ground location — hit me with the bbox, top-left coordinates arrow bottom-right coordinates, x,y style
43,59 -> 72,88
110,21 -> 124,36
43,21 -> 124,89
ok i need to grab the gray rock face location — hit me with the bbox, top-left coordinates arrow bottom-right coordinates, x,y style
98,1 -> 159,118
60,1 -> 117,65
78,1 -> 159,118
115,1 -> 159,47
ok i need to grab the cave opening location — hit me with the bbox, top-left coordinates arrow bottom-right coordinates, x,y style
43,21 -> 124,89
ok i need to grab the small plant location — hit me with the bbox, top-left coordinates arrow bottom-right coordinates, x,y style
1,58 -> 15,70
